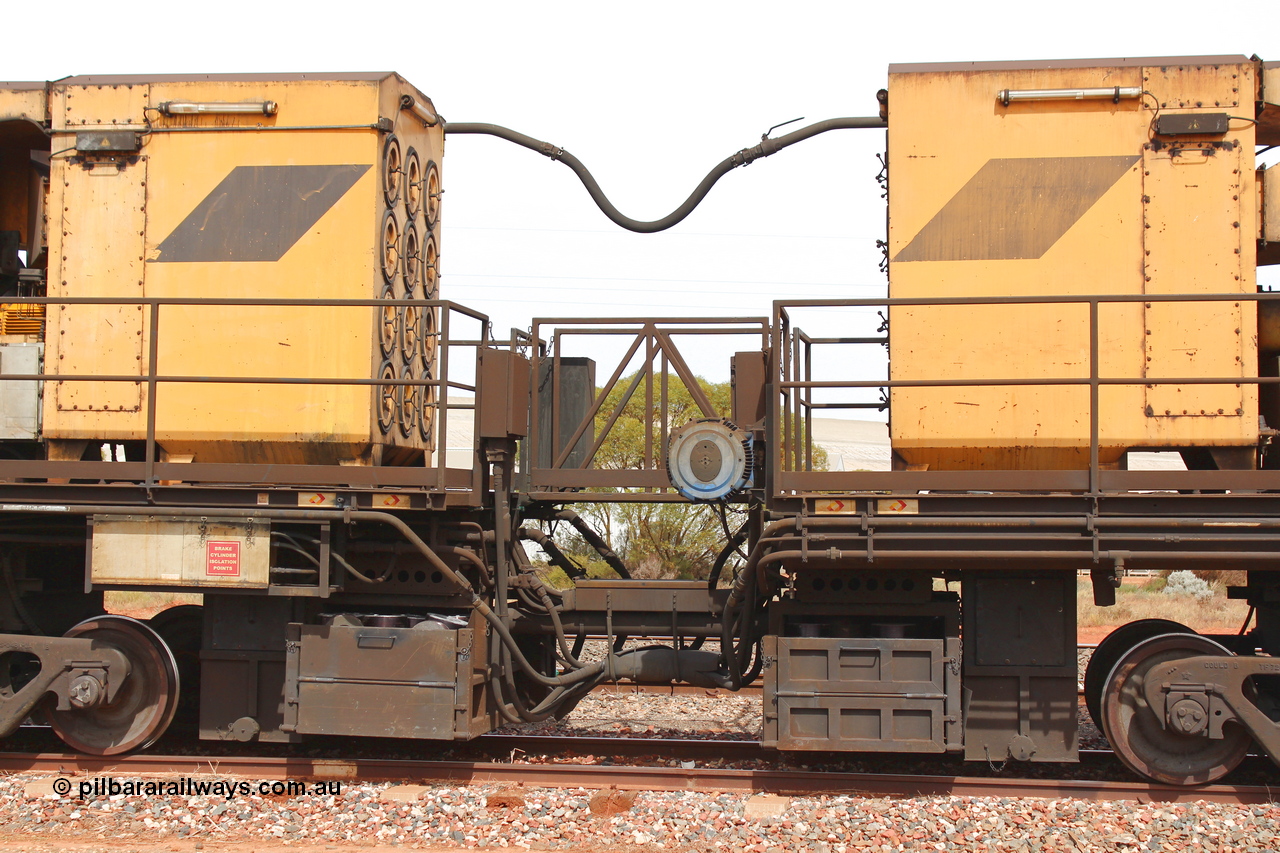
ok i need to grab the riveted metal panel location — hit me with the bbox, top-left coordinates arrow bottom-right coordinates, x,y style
48,155 -> 147,417
90,515 -> 269,588
54,82 -> 149,128
1142,143 -> 1250,428
39,75 -> 445,466
1142,62 -> 1242,112
887,57 -> 1259,469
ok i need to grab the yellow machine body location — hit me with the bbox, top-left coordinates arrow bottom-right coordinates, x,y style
1,73 -> 441,465
887,57 -> 1263,470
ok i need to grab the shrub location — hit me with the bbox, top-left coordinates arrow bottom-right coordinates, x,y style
1162,570 -> 1214,601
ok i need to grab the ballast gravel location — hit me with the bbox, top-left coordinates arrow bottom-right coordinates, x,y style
8,645 -> 1267,851
2,775 -> 1277,852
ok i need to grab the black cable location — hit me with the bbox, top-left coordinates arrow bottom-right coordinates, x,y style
741,640 -> 764,686
1238,605 -> 1256,636
708,521 -> 749,592
518,526 -> 586,580
445,116 -> 885,233
553,509 -> 632,579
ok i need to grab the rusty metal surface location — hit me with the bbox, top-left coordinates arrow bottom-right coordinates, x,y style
527,317 -> 768,495
288,624 -> 458,738
0,297 -> 485,498
9,291 -> 1280,499
888,55 -> 1251,75
763,635 -> 957,754
0,749 -> 1273,803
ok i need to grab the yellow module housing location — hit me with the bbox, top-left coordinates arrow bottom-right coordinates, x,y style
886,56 -> 1276,471
0,72 -> 442,466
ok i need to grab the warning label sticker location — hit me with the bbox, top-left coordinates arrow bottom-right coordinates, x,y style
206,540 -> 241,577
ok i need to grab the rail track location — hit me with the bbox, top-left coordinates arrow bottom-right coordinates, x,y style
13,643 -> 1268,808
2,745 -> 1274,805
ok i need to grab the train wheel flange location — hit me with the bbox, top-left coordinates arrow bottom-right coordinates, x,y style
1101,633 -> 1250,786
1084,619 -> 1192,732
148,605 -> 203,729
47,615 -> 179,755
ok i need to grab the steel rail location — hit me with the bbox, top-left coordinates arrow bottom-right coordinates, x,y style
0,750 -> 1272,804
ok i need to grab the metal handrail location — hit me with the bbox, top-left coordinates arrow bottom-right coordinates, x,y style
0,295 -> 492,495
774,291 -> 1280,497
526,316 -> 769,497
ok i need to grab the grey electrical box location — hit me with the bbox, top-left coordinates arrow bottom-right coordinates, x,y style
0,343 -> 41,439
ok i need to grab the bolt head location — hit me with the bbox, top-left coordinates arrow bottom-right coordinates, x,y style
68,674 -> 103,709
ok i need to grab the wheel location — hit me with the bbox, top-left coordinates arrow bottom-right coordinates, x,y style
1084,619 -> 1191,731
47,615 -> 179,755
1101,632 -> 1251,785
148,605 -> 202,729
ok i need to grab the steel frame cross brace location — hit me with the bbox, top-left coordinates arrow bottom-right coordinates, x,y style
0,635 -> 130,737
1143,654 -> 1280,766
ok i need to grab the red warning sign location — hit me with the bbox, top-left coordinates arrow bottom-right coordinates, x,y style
206,540 -> 241,577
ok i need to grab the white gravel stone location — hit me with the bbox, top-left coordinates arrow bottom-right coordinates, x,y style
1,774 -> 1275,852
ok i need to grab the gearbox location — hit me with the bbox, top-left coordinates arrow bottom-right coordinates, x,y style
665,418 -> 753,501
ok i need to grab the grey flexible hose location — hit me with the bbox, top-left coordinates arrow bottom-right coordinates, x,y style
445,116 -> 886,233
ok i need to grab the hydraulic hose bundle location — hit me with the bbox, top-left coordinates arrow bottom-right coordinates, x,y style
444,116 -> 886,233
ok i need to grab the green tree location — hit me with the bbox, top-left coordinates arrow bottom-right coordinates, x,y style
546,372 -> 826,580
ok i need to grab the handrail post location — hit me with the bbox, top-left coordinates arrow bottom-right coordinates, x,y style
1089,300 -> 1100,495
438,305 -> 453,494
145,300 -> 160,489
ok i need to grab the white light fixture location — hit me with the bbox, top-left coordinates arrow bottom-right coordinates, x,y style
997,87 -> 1141,107
157,100 -> 278,116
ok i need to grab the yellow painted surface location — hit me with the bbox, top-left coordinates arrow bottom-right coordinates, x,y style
1265,167 -> 1280,243
47,155 -> 147,415
38,75 -> 444,465
888,59 -> 1257,469
0,87 -> 46,125
0,87 -> 50,251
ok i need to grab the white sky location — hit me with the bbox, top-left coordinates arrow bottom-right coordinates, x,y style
4,2 -> 1276,406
